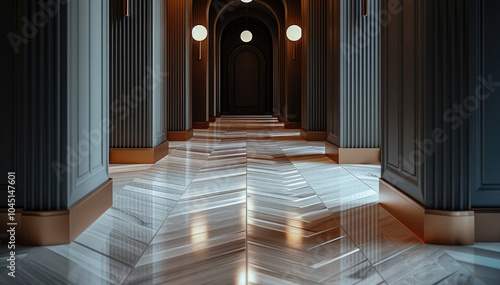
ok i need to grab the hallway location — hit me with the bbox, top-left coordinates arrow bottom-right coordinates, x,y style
1,117 -> 498,284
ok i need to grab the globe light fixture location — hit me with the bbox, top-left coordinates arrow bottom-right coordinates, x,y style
241,30 -> 253,43
192,25 -> 208,60
192,25 -> 208,41
241,0 -> 252,3
286,25 -> 302,41
286,25 -> 302,60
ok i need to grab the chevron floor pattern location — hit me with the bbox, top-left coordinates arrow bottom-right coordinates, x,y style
0,116 -> 497,284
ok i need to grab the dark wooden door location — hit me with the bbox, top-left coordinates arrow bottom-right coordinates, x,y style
228,46 -> 266,115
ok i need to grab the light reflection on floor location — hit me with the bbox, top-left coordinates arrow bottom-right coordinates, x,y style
0,116 -> 498,284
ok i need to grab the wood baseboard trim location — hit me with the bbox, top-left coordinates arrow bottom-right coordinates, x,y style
0,179 -> 113,246
284,121 -> 301,129
380,179 -> 475,245
379,179 -> 425,241
193,121 -> 210,129
474,210 -> 500,242
167,129 -> 194,141
300,129 -> 327,141
325,141 -> 381,164
110,140 -> 169,164
209,116 -> 217,122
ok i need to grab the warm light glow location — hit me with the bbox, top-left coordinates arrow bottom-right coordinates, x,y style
240,30 -> 253,43
241,0 -> 252,3
286,25 -> 302,41
192,25 -> 208,41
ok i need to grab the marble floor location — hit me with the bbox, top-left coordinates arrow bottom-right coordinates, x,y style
1,116 -> 499,284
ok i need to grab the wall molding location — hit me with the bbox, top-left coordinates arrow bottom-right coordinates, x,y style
110,140 -> 169,164
300,129 -> 327,141
285,121 -> 301,129
167,129 -> 194,141
380,179 -> 499,245
474,209 -> 500,242
193,122 -> 210,129
0,179 -> 112,246
326,141 -> 380,164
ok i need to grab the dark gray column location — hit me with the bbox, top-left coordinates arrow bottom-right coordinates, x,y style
110,0 -> 167,149
301,0 -> 328,139
379,0 -> 500,244
327,0 -> 380,148
12,0 -> 110,211
381,0 -> 469,210
0,0 -> 20,208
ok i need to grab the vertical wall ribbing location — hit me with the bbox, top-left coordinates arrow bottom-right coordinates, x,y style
336,0 -> 380,148
166,0 -> 191,131
424,0 -> 469,210
302,0 -> 328,131
16,0 -> 109,210
17,1 -> 66,211
110,0 -> 155,148
382,0 -> 472,211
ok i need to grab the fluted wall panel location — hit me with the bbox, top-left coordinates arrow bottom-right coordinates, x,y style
302,0 -> 328,131
424,0 -> 469,210
15,0 -> 109,210
16,1 -> 68,210
382,0 -> 478,211
110,0 -> 154,148
338,0 -> 380,148
166,0 -> 192,131
0,0 -> 20,208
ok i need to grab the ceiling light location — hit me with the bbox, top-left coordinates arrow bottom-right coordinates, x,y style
240,30 -> 253,43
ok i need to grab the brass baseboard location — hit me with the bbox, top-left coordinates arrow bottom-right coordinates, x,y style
193,122 -> 210,129
110,140 -> 169,164
379,179 -> 425,241
284,121 -> 301,129
300,129 -> 327,141
380,179 -> 475,245
325,141 -> 381,164
475,210 -> 500,242
168,128 -> 194,141
424,209 -> 475,245
209,116 -> 217,122
0,179 -> 113,246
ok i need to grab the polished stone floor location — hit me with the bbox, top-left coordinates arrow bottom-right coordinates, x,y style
1,116 -> 499,284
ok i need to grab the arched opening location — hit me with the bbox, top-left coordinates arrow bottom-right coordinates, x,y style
221,19 -> 273,115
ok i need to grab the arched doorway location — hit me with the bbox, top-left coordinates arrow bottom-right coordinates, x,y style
228,46 -> 267,114
220,20 -> 273,115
